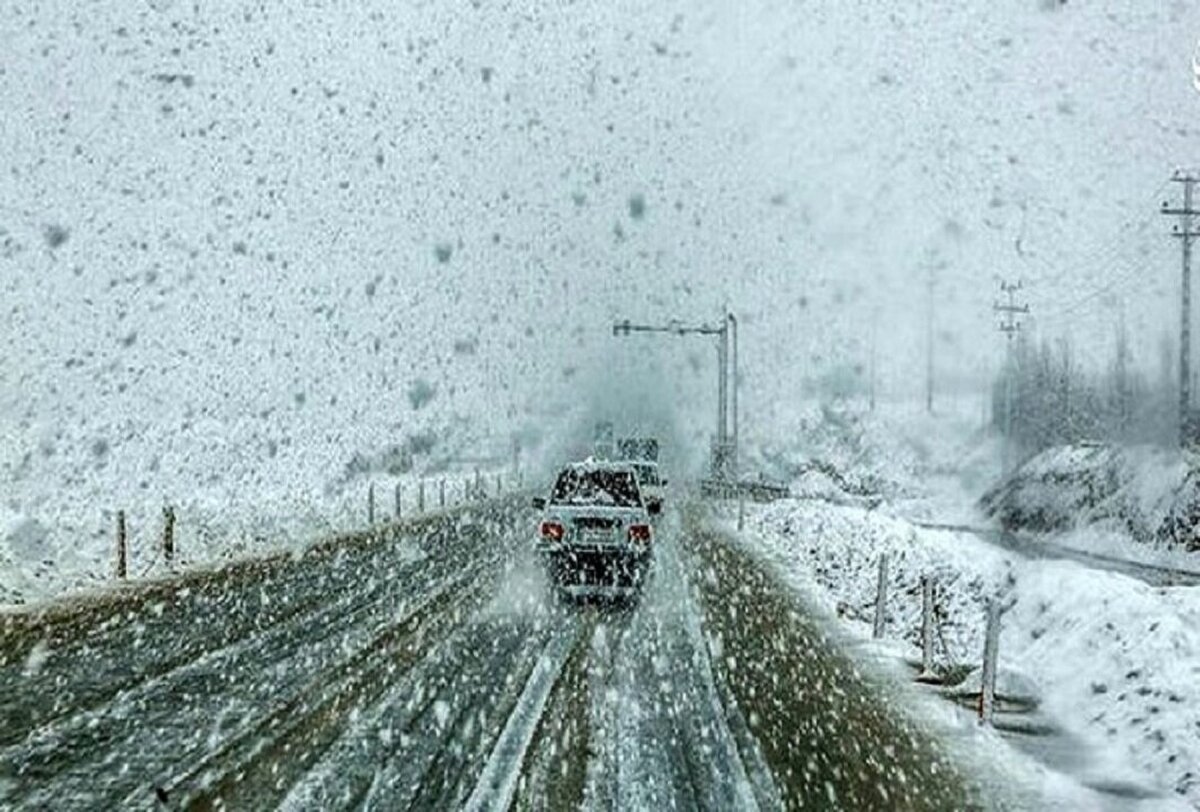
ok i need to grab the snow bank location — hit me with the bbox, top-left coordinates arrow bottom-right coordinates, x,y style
742,498 -> 1200,806
981,443 -> 1200,555
0,466 -> 507,607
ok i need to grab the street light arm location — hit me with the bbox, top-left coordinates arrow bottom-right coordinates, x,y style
612,320 -> 724,336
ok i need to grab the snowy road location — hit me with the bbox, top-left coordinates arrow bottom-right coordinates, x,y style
1,500 -> 987,810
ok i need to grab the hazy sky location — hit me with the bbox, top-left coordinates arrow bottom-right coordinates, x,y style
4,0 -> 1200,495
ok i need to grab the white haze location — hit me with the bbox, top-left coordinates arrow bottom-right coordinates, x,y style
3,0 -> 1199,512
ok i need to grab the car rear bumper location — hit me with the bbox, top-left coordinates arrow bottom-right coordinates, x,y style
537,545 -> 650,587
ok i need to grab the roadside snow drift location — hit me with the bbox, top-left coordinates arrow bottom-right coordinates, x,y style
742,497 -> 1200,806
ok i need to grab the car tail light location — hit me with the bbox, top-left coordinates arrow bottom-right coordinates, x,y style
628,524 -> 652,542
540,521 -> 565,541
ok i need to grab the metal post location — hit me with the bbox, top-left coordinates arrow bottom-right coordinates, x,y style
394,482 -> 402,519
980,599 -> 1001,724
368,482 -> 375,525
115,510 -> 127,579
717,320 -> 728,456
737,489 -> 745,531
418,480 -> 426,513
926,262 -> 935,414
496,473 -> 502,495
729,311 -> 739,479
162,506 -> 175,563
439,478 -> 446,508
920,575 -> 934,677
873,554 -> 888,639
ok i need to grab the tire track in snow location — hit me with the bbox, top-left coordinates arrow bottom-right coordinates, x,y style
161,570 -> 493,811
357,616 -> 560,810
464,618 -> 581,811
277,610 -> 548,811
581,521 -> 772,811
3,541 -> 472,789
0,511 -> 476,750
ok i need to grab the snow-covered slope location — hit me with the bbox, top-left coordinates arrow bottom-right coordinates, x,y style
742,494 -> 1200,807
981,443 -> 1200,554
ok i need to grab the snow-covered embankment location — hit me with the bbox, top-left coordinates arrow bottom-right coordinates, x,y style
739,497 -> 1200,806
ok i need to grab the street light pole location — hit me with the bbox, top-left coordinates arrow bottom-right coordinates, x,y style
728,311 -> 738,479
717,319 -> 728,452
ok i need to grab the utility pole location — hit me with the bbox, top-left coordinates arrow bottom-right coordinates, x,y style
613,314 -> 736,480
869,312 -> 878,411
1161,170 -> 1200,447
994,280 -> 1029,473
926,262 -> 936,414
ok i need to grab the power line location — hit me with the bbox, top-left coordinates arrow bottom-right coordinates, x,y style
1034,177 -> 1171,320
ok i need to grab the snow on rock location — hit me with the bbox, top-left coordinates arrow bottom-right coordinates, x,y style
981,443 -> 1200,554
742,497 -> 1200,806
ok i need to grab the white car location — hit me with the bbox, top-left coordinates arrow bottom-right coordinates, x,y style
629,460 -> 665,506
532,461 -> 661,600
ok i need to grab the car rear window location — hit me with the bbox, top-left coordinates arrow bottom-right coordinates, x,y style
634,464 -> 659,486
551,469 -> 642,507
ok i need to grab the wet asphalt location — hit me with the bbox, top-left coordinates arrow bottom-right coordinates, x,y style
0,498 -> 997,811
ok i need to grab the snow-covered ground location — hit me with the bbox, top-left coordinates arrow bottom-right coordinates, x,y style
739,500 -> 1200,806
982,443 -> 1200,566
737,400 -> 1200,807
0,467 -> 508,607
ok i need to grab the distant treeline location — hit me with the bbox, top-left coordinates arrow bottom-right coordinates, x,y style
993,326 -> 1181,451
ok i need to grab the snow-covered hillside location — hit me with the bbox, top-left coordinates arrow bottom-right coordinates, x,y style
982,443 -> 1200,554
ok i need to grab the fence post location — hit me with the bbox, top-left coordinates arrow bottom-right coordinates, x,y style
368,482 -> 376,525
737,489 -> 745,531
115,510 -> 127,579
496,473 -> 502,496
920,575 -> 934,677
873,553 -> 889,639
162,506 -> 175,564
394,482 -> 402,519
979,599 -> 1001,724
418,479 -> 426,513
439,478 -> 446,508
